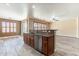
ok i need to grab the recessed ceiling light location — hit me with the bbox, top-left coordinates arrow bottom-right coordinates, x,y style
6,3 -> 10,6
32,5 -> 35,8
52,16 -> 55,18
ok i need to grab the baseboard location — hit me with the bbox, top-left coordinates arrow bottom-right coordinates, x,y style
0,35 -> 20,40
56,34 -> 79,39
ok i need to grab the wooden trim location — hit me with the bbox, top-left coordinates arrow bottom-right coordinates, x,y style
29,17 -> 52,24
0,18 -> 21,37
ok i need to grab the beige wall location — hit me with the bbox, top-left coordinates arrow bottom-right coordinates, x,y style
78,17 -> 79,38
21,19 -> 29,35
51,18 -> 77,38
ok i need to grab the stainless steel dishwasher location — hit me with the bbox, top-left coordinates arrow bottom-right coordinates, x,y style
34,34 -> 42,52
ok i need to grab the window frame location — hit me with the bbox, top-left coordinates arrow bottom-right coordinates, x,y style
1,21 -> 17,33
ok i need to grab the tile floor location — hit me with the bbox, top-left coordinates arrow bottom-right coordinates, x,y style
0,35 -> 79,56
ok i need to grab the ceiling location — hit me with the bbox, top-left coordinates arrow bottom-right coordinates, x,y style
0,3 -> 79,21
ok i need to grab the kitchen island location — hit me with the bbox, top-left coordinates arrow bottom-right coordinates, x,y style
23,30 -> 56,56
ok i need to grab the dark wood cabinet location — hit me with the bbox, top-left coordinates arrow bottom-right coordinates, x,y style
23,33 -> 34,48
30,35 -> 34,48
42,36 -> 48,55
23,34 -> 29,45
42,36 -> 54,56
23,30 -> 56,56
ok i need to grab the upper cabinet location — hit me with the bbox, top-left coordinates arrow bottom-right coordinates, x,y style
28,17 -> 52,32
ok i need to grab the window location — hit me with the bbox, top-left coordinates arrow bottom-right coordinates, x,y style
34,23 -> 38,30
38,23 -> 41,30
33,22 -> 47,30
6,22 -> 9,32
2,22 -> 6,32
10,22 -> 13,32
43,24 -> 47,30
2,22 -> 16,33
13,23 -> 16,32
2,27 -> 6,32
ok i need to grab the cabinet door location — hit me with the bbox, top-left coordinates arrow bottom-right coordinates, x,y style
48,36 -> 54,55
23,34 -> 26,43
23,34 -> 30,45
23,34 -> 28,44
27,36 -> 30,45
30,36 -> 34,48
42,36 -> 48,55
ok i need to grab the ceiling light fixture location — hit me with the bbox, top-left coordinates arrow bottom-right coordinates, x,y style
32,5 -> 35,8
52,16 -> 59,21
6,3 -> 10,6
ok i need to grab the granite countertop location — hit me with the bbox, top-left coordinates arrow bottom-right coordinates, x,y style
28,29 -> 56,37
29,33 -> 53,37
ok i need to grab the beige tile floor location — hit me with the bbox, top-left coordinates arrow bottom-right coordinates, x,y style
0,35 -> 79,56
54,36 -> 79,56
0,36 -> 44,56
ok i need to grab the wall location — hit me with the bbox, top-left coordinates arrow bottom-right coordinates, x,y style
21,19 -> 29,35
51,18 -> 77,38
78,17 -> 79,38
